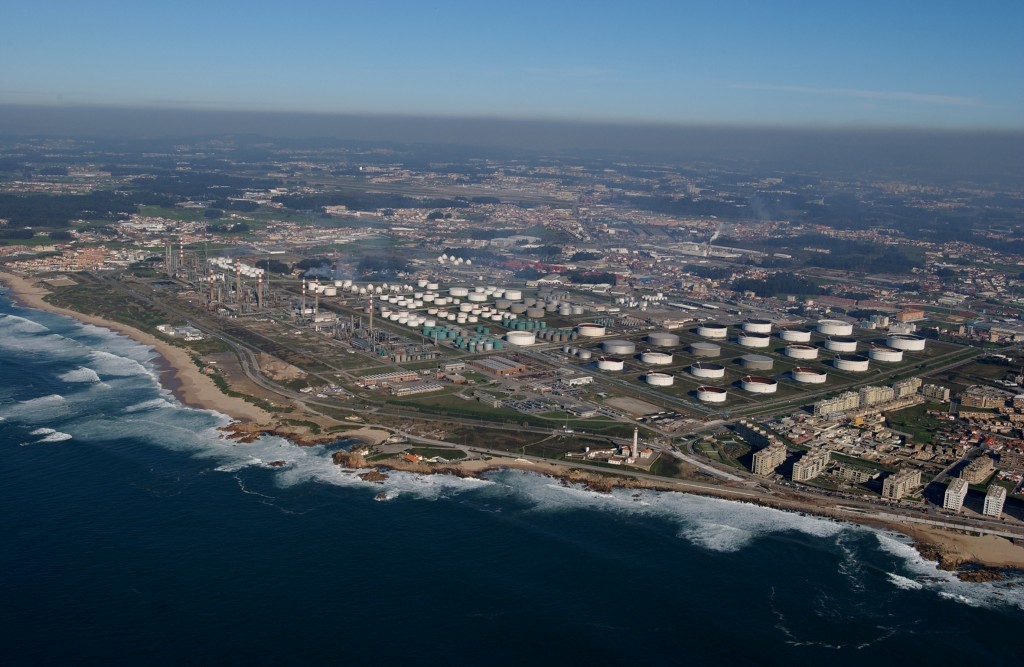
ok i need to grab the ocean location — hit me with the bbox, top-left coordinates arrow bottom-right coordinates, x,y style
1,292 -> 1022,666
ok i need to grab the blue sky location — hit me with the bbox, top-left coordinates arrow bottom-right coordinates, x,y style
2,0 -> 1021,128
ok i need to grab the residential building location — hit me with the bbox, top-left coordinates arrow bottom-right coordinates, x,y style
943,478 -> 969,512
983,485 -> 1007,517
921,384 -> 951,402
752,443 -> 787,476
960,456 -> 994,484
882,468 -> 922,500
792,448 -> 832,482
814,391 -> 861,417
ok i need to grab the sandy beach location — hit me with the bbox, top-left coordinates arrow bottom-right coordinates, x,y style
0,270 -> 271,424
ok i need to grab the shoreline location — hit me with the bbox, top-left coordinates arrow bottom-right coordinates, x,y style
3,269 -> 1022,577
342,449 -> 1024,576
0,270 -> 271,424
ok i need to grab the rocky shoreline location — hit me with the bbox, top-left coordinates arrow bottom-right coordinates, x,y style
331,449 -> 1024,583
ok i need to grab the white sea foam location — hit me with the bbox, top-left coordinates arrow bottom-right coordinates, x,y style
0,394 -> 69,423
887,573 -> 924,591
30,427 -> 57,436
58,367 -> 104,384
87,350 -> 154,379
123,398 -> 176,413
874,530 -> 1024,610
0,314 -> 51,334
37,431 -> 73,443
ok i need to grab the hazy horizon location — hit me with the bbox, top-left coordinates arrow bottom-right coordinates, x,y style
2,104 -> 1022,184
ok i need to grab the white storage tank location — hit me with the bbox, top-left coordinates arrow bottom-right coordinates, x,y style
697,322 -> 728,339
505,331 -> 536,346
467,293 -> 487,303
741,375 -> 778,394
824,336 -> 858,352
577,323 -> 607,337
647,332 -> 680,347
690,342 -> 721,357
640,351 -> 673,365
886,333 -> 926,351
450,287 -> 469,297
578,349 -> 593,360
697,385 -> 728,403
785,344 -> 818,360
504,289 -> 522,301
742,319 -> 773,334
526,308 -> 546,319
738,333 -> 771,348
791,367 -> 828,384
645,372 -> 674,387
740,354 -> 774,371
833,354 -> 870,371
596,356 -> 625,371
690,362 -> 726,379
869,344 -> 904,362
817,319 -> 853,336
779,327 -> 812,343
602,340 -> 636,355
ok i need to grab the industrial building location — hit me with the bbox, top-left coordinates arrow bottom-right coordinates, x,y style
471,356 -> 527,377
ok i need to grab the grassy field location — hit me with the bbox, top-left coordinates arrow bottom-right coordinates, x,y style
884,402 -> 950,443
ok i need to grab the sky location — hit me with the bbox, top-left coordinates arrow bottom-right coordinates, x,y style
1,1 -> 1022,129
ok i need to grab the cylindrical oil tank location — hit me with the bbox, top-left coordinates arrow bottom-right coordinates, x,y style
645,372 -> 674,387
741,375 -> 778,394
791,367 -> 828,384
559,306 -> 573,316
886,334 -> 926,351
504,289 -> 522,301
785,344 -> 818,360
738,332 -> 771,348
697,386 -> 728,403
817,319 -> 853,336
834,354 -> 870,371
495,298 -> 512,310
578,349 -> 593,360
459,303 -> 474,313
691,362 -> 726,379
641,351 -> 673,365
602,340 -> 636,355
596,356 -> 624,371
450,287 -> 469,297
690,341 -> 721,357
467,293 -> 487,303
577,323 -> 607,337
510,303 -> 528,314
697,322 -> 728,339
824,336 -> 858,352
526,308 -> 545,319
571,305 -> 585,315
505,331 -> 536,346
647,332 -> 680,347
742,319 -> 773,334
545,303 -> 559,312
869,344 -> 904,362
741,354 -> 774,371
779,327 -> 812,343
322,286 -> 337,297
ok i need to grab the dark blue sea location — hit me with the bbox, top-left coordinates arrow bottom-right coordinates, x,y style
2,292 -> 1022,666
